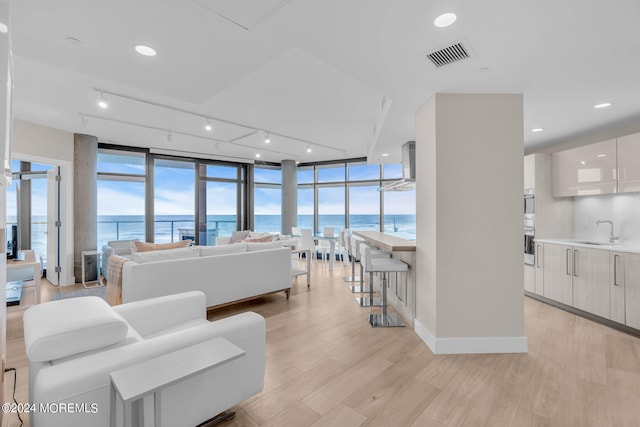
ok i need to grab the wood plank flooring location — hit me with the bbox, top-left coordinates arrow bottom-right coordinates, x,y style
4,259 -> 640,426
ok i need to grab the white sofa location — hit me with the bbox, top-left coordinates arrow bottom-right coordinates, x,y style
23,291 -> 265,427
121,245 -> 293,308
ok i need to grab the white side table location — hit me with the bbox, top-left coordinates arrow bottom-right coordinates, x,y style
81,250 -> 104,288
110,337 -> 245,427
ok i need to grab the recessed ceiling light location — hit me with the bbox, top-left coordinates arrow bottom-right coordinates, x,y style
531,128 -> 544,133
434,13 -> 457,28
381,153 -> 390,157
594,102 -> 612,109
581,161 -> 586,165
597,154 -> 607,157
135,45 -> 157,57
0,23 -> 7,34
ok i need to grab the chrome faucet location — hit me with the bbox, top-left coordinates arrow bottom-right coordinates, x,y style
596,220 -> 619,243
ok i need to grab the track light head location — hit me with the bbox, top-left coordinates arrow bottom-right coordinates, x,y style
98,92 -> 108,109
80,115 -> 89,127
205,119 -> 213,132
264,132 -> 270,144
306,144 -> 312,153
167,132 -> 173,142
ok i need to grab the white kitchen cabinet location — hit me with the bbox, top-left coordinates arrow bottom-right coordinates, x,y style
524,264 -> 535,293
543,243 -> 573,305
534,242 -> 544,295
572,247 -> 610,318
552,139 -> 617,197
524,154 -> 535,190
617,132 -> 640,193
623,252 -> 640,329
610,251 -> 626,324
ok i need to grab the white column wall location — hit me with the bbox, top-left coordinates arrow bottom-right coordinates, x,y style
414,93 -> 527,354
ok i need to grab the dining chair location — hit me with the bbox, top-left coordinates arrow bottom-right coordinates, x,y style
319,227 -> 334,263
299,229 -> 317,263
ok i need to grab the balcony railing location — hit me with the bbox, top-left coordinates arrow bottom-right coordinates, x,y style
97,219 -> 237,245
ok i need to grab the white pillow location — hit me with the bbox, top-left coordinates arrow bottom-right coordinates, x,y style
199,242 -> 247,257
131,247 -> 199,264
246,241 -> 284,252
24,297 -> 129,362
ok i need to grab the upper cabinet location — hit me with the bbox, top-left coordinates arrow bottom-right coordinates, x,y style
617,132 -> 640,193
552,139 -> 617,197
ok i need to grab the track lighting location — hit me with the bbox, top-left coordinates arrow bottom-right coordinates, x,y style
264,132 -> 270,144
255,153 -> 261,158
80,115 -> 89,127
167,132 -> 173,142
205,119 -> 213,132
306,144 -> 312,153
98,92 -> 108,109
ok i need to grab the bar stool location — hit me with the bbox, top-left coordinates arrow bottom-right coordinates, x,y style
343,234 -> 361,283
366,247 -> 408,328
354,241 -> 389,307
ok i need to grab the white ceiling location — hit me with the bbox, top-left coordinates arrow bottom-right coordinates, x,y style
8,0 -> 640,163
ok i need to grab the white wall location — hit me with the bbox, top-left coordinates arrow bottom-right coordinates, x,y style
574,193 -> 640,243
11,119 -> 75,284
415,93 -> 527,354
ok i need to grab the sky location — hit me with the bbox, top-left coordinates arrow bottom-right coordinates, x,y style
8,156 -> 416,222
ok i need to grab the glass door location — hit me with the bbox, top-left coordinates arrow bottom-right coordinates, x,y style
154,158 -> 195,243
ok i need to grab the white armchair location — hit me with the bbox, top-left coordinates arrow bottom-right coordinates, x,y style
23,291 -> 265,427
101,239 -> 138,281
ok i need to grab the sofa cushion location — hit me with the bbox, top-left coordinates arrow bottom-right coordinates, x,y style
134,240 -> 191,253
246,241 -> 284,252
199,243 -> 247,257
23,296 -> 129,362
131,247 -> 199,264
230,230 -> 250,243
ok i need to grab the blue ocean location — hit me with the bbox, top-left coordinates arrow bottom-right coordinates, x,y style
12,215 -> 416,256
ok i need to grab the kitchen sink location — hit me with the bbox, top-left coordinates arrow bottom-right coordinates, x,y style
571,240 -> 613,246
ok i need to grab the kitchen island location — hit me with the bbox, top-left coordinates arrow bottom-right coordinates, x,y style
353,231 -> 416,326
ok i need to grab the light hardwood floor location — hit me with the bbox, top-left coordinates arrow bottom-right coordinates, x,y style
5,259 -> 640,426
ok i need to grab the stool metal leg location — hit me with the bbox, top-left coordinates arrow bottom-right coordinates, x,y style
343,254 -> 361,283
368,272 -> 404,328
349,261 -> 371,293
356,270 -> 382,307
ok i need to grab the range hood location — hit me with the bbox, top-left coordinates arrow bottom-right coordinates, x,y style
379,141 -> 415,192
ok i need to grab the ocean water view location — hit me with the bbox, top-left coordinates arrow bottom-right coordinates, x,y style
8,215 -> 416,260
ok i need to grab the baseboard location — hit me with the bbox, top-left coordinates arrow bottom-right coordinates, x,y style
414,319 -> 528,354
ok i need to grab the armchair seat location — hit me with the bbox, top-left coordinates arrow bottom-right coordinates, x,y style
23,291 -> 265,427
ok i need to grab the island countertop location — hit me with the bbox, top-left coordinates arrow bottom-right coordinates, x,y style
352,231 -> 416,252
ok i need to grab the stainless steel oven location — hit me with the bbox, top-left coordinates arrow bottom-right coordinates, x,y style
524,226 -> 535,265
524,188 -> 535,221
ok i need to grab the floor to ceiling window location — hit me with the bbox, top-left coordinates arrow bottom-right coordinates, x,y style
296,160 -> 416,237
200,163 -> 243,245
253,165 -> 281,234
154,158 -> 195,243
297,166 -> 314,231
97,149 -> 146,249
382,164 -> 416,239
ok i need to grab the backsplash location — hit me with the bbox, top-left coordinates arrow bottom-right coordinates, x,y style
574,193 -> 640,243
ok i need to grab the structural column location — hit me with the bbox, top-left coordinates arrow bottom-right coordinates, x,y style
281,159 -> 297,235
414,93 -> 527,354
73,134 -> 98,282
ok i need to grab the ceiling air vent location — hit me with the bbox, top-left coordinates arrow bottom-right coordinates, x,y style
425,42 -> 470,68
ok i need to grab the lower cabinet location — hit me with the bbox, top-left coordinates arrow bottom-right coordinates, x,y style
610,252 -> 626,324
534,242 -> 544,295
621,252 -> 640,329
543,243 -> 574,305
524,264 -> 535,293
541,242 -> 610,318
572,246 -> 610,318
